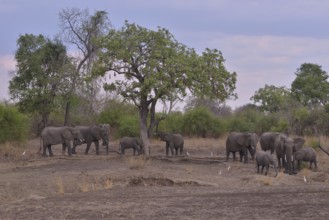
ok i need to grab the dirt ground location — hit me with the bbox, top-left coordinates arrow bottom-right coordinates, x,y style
0,137 -> 329,220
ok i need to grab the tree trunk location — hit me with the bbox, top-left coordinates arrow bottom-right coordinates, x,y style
140,102 -> 150,158
64,100 -> 70,126
147,99 -> 157,138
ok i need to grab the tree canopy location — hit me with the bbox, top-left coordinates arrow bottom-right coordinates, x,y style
251,84 -> 291,113
94,21 -> 237,156
291,63 -> 329,108
9,34 -> 71,132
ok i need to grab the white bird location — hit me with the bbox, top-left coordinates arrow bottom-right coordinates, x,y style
219,170 -> 222,175
303,176 -> 307,183
186,151 -> 190,157
227,165 -> 231,171
22,151 -> 26,156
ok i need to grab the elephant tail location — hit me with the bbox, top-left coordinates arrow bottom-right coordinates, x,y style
38,137 -> 42,154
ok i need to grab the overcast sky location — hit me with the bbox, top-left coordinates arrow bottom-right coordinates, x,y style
1,0 -> 329,109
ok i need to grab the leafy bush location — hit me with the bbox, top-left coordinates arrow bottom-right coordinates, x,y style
182,107 -> 225,138
156,111 -> 184,134
0,104 -> 28,143
118,115 -> 140,138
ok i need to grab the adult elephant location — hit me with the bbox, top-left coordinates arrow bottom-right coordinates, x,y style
260,132 -> 281,154
119,137 -> 142,155
40,126 -> 84,157
72,124 -> 110,155
157,132 -> 184,156
226,132 -> 259,163
275,134 -> 305,175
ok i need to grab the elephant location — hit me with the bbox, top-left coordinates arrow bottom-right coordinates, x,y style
119,137 -> 142,155
255,151 -> 278,177
259,132 -> 281,154
225,132 -> 259,163
275,134 -> 305,175
72,124 -> 110,155
157,132 -> 184,156
40,126 -> 84,157
294,147 -> 318,171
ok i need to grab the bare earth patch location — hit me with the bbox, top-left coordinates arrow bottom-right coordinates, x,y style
0,137 -> 329,219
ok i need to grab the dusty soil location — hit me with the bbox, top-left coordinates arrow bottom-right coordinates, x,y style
0,138 -> 329,220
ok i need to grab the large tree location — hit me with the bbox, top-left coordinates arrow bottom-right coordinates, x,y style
59,8 -> 111,125
94,22 -> 237,157
291,63 -> 329,108
9,34 -> 70,133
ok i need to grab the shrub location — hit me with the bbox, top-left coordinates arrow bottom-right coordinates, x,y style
118,115 -> 140,137
182,107 -> 225,138
0,104 -> 28,143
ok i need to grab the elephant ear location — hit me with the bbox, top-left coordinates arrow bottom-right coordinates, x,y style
91,125 -> 102,140
237,134 -> 249,146
293,137 -> 305,151
63,127 -> 75,140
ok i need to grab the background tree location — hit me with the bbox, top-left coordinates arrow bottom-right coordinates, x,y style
184,97 -> 232,117
9,34 -> 70,134
94,22 -> 237,157
291,63 -> 329,108
251,84 -> 291,113
59,8 -> 111,125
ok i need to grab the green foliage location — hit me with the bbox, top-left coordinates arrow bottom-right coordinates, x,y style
118,115 -> 140,138
251,84 -> 291,113
0,104 -> 28,143
182,107 -> 225,138
291,63 -> 329,107
157,112 -> 184,134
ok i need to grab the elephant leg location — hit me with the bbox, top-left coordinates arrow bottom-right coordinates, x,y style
85,143 -> 91,154
226,151 -> 230,162
71,144 -> 77,154
261,165 -> 264,174
257,165 -> 260,173
170,144 -> 174,156
265,165 -> 269,176
133,147 -> 136,156
42,144 -> 48,157
65,142 -> 72,157
166,145 -> 169,156
62,143 -> 66,155
239,151 -> 243,162
242,148 -> 248,163
314,161 -> 318,169
94,141 -> 100,155
175,148 -> 178,156
179,146 -> 183,155
48,145 -> 54,157
232,152 -> 236,161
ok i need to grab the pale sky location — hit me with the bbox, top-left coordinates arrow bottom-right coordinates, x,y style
1,0 -> 329,109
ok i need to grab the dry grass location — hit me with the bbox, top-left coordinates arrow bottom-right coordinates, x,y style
79,175 -> 114,192
125,155 -> 149,169
56,177 -> 65,195
0,142 -> 26,161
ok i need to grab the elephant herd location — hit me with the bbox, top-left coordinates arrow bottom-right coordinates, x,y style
39,125 -> 319,177
226,131 -> 318,177
39,125 -> 185,157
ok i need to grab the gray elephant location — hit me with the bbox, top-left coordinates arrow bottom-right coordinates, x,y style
119,137 -> 142,155
260,132 -> 281,154
157,132 -> 184,156
226,132 -> 259,163
40,126 -> 84,157
275,134 -> 305,175
255,151 -> 278,177
294,147 -> 318,170
72,124 -> 110,155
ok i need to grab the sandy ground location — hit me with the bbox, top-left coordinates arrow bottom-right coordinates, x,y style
0,138 -> 329,219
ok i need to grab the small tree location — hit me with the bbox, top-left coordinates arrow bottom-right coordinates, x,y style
9,34 -> 70,133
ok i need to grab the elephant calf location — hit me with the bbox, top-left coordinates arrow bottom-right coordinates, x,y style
255,151 -> 278,177
157,132 -> 184,156
119,137 -> 142,156
294,147 -> 318,171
